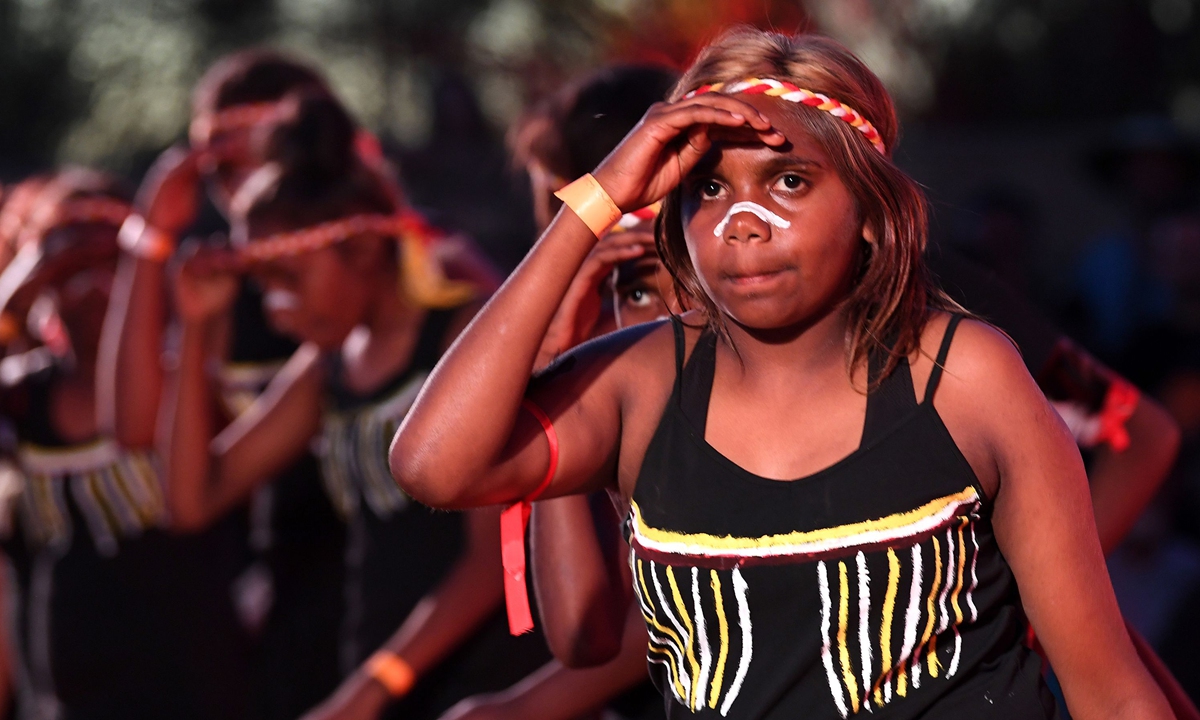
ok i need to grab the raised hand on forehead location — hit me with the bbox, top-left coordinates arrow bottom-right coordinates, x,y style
591,93 -> 785,214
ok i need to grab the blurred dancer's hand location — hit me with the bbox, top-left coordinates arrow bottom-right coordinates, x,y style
136,145 -> 202,236
536,230 -> 649,368
172,240 -> 240,323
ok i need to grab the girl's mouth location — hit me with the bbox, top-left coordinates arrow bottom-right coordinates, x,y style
724,266 -> 794,286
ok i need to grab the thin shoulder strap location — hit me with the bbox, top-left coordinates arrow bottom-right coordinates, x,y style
670,316 -> 686,395
924,314 -> 965,404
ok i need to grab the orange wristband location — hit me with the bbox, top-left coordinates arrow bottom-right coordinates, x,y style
118,214 -> 176,263
365,650 -> 416,698
553,174 -> 622,238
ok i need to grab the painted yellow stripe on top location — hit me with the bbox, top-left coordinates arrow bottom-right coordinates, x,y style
637,561 -> 688,701
875,547 -> 901,704
951,519 -> 967,625
708,570 -> 729,709
924,537 -> 944,678
838,561 -> 860,714
667,566 -> 701,708
632,487 -> 977,553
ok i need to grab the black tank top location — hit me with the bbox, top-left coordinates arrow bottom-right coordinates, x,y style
626,316 -> 1058,719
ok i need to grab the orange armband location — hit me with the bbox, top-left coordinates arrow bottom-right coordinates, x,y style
500,399 -> 559,635
553,174 -> 622,238
365,650 -> 416,698
118,214 -> 175,263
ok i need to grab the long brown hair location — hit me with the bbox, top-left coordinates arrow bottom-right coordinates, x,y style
657,28 -> 955,387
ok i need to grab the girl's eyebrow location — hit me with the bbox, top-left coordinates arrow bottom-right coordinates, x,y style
760,155 -> 823,175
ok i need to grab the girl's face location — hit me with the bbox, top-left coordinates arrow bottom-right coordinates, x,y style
680,95 -> 864,332
612,228 -> 678,328
244,219 -> 382,349
198,127 -> 261,213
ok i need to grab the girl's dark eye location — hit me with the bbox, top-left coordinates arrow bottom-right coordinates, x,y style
701,181 -> 722,198
781,173 -> 803,190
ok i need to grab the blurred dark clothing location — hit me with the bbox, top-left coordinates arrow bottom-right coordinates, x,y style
0,362 -> 253,720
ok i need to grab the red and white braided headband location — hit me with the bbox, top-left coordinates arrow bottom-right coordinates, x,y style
683,77 -> 886,155
236,211 -> 439,262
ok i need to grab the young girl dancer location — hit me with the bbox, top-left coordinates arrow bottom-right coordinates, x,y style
391,29 -> 1171,719
161,93 -> 545,720
0,169 -> 250,719
99,51 -> 346,720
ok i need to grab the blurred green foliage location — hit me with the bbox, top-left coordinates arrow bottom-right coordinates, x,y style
0,0 -> 1198,176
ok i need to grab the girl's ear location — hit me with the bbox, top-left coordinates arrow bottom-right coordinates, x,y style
862,221 -> 878,247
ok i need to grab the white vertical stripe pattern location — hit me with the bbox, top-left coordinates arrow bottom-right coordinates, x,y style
901,544 -> 923,671
856,551 -> 872,709
936,530 -> 954,634
691,568 -> 712,712
720,567 -> 753,717
967,522 -> 980,622
818,562 -> 849,718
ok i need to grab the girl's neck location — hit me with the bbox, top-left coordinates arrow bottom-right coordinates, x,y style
720,304 -> 851,386
339,273 -> 426,395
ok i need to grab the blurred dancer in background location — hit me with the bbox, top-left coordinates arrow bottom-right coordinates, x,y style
157,92 -> 544,720
0,169 -> 245,719
98,49 -> 344,720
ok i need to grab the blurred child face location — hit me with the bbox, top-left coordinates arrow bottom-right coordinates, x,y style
22,226 -> 117,358
680,96 -> 865,332
526,161 -> 566,233
243,218 -> 386,350
611,227 -> 678,328
198,127 -> 263,214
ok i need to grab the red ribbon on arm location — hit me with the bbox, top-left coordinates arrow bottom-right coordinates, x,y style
500,399 -> 559,635
1095,379 -> 1140,453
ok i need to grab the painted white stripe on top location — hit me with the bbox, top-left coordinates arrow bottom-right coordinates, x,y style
900,544 -> 923,672
691,568 -> 713,712
720,567 -> 753,717
966,522 -> 980,623
856,551 -> 872,710
818,561 -> 849,718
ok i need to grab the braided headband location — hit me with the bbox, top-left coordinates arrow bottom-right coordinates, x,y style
190,102 -> 283,145
607,201 -> 661,234
683,78 -> 886,155
45,198 -> 131,228
237,211 -> 477,309
20,198 -> 131,246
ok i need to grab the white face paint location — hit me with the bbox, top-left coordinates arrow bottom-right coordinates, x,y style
263,288 -> 300,313
712,201 -> 792,237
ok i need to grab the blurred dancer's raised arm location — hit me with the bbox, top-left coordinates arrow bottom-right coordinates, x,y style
97,147 -> 201,447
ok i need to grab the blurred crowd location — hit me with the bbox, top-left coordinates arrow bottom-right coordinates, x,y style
0,28 -> 1197,720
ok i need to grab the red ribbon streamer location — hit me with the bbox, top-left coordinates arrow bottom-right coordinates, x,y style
1095,380 -> 1139,452
501,399 -> 559,635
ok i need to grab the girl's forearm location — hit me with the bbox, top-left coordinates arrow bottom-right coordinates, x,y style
1089,397 -> 1180,554
97,255 -> 168,447
531,494 -> 629,667
391,210 -> 598,507
161,318 -> 220,531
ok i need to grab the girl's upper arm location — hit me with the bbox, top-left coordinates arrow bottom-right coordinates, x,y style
448,320 -> 671,509
937,321 -> 1168,718
207,343 -> 325,512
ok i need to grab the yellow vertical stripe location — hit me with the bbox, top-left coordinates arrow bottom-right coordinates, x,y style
897,657 -> 908,697
951,519 -> 967,625
924,537 -> 944,678
637,561 -> 687,702
666,566 -> 702,707
709,570 -> 729,709
838,561 -> 860,713
875,547 -> 900,704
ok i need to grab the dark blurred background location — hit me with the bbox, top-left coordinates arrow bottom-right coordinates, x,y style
3,0 -> 1200,698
